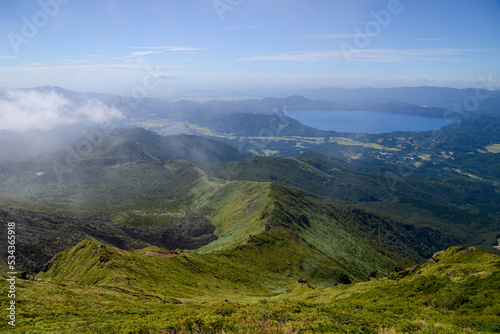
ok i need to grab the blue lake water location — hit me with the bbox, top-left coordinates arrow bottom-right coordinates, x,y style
286,110 -> 456,133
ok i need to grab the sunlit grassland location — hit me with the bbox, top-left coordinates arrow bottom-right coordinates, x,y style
485,143 -> 500,153
2,246 -> 498,333
228,135 -> 399,151
193,181 -> 271,253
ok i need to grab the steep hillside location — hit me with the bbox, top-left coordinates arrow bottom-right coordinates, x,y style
35,219 -> 393,300
35,232 -> 355,302
36,238 -> 275,300
0,178 -> 406,281
280,246 -> 500,333
202,152 -> 499,207
190,180 -> 399,279
201,152 -> 499,252
45,127 -> 251,163
0,159 -> 201,209
0,205 -> 222,274
5,244 -> 499,333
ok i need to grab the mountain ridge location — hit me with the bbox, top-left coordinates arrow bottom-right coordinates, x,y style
41,127 -> 252,164
14,238 -> 499,333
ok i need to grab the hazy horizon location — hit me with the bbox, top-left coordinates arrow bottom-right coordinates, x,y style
1,0 -> 499,95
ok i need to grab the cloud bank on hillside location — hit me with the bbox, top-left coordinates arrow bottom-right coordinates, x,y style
0,89 -> 124,131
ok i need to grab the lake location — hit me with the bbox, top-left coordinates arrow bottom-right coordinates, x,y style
286,110 -> 456,133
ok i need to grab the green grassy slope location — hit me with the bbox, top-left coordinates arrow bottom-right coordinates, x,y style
264,184 -> 396,279
0,190 -> 64,213
4,245 -> 498,333
32,180 -> 399,284
150,177 -> 399,280
0,178 -> 399,281
33,234 -> 352,305
36,238 -> 273,300
192,180 -> 273,253
0,159 -> 201,210
279,246 -> 500,333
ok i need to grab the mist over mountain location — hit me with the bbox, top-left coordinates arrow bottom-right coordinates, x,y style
0,87 -> 124,131
88,127 -> 251,163
0,125 -> 87,162
0,87 -> 127,162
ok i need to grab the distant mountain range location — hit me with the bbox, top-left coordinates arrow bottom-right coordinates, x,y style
11,85 -> 500,124
298,86 -> 500,114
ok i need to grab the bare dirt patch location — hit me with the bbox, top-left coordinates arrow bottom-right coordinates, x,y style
144,250 -> 179,258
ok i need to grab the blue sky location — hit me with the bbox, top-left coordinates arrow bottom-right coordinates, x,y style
0,0 -> 499,94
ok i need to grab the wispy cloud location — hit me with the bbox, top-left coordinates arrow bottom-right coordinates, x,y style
228,25 -> 262,31
130,51 -> 165,57
239,49 -> 485,63
413,38 -> 443,42
0,56 -> 18,59
205,25 -> 262,34
310,33 -> 376,39
129,46 -> 206,52
0,64 -> 184,72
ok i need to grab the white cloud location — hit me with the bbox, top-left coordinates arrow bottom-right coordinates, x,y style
239,49 -> 483,63
128,46 -> 206,52
310,33 -> 377,39
227,25 -> 262,31
130,51 -> 165,57
0,89 -> 124,131
413,38 -> 443,42
75,98 -> 124,123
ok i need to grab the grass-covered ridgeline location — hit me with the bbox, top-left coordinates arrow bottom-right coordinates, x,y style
2,171 -> 416,281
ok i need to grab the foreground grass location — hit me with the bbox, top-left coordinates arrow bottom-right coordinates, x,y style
3,278 -> 498,333
1,246 -> 498,333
